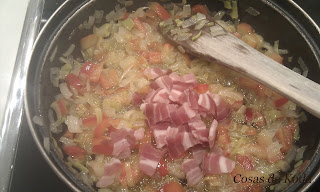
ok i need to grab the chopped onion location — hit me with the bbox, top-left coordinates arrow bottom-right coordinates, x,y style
295,145 -> 307,162
50,67 -> 60,87
49,45 -> 58,62
43,137 -> 50,153
213,10 -> 226,21
62,44 -> 75,57
83,16 -> 95,29
176,32 -> 192,41
105,10 -> 116,22
182,16 -> 197,28
65,115 -> 83,133
196,12 -> 206,22
124,1 -> 134,7
59,137 -> 76,146
284,147 -> 297,164
278,49 -> 289,55
194,19 -> 207,30
298,57 -> 308,77
299,111 -> 308,122
33,115 -> 44,126
245,7 -> 260,16
210,25 -> 226,37
114,7 -> 127,21
182,4 -> 191,17
93,10 -> 104,23
292,67 -> 302,74
59,83 -> 73,99
273,40 -> 279,53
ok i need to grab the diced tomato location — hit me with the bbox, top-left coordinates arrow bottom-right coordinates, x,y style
80,62 -> 103,83
275,126 -> 294,153
149,51 -> 162,64
119,161 -> 144,187
245,108 -> 253,122
235,155 -> 254,170
255,84 -> 272,97
158,182 -> 185,192
298,160 -> 310,173
89,63 -> 103,83
57,99 -> 68,115
237,23 -> 254,36
191,4 -> 208,15
94,118 -> 111,138
231,100 -> 243,111
92,137 -> 113,155
216,126 -> 230,147
245,127 -> 258,136
62,145 -> 87,159
80,62 -> 95,76
157,158 -> 169,177
146,9 -> 158,19
82,116 -> 98,127
149,2 -> 171,20
99,69 -> 119,89
273,97 -> 289,108
66,73 -> 83,90
122,12 -> 130,20
63,130 -> 74,139
133,18 -> 146,33
195,83 -> 209,94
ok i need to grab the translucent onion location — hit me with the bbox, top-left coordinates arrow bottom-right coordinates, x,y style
59,83 -> 73,99
59,136 -> 76,146
65,115 -> 83,133
295,145 -> 307,162
50,67 -> 60,87
32,115 -> 44,126
105,10 -> 116,22
298,57 -> 308,77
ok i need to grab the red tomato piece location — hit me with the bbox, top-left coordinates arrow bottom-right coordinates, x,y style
235,155 -> 254,170
82,116 -> 98,127
157,158 -> 169,177
275,126 -> 294,153
216,126 -> 230,148
245,108 -> 253,122
149,2 -> 171,20
191,5 -> 208,15
94,118 -> 111,138
66,73 -> 83,90
89,63 -> 103,83
80,62 -> 95,76
57,100 -> 68,115
62,145 -> 87,159
238,77 -> 258,90
133,18 -> 146,33
92,137 -> 113,155
273,97 -> 289,108
231,100 -> 243,111
248,184 -> 263,192
149,51 -> 162,64
195,83 -> 209,93
158,182 -> 185,192
237,23 -> 254,36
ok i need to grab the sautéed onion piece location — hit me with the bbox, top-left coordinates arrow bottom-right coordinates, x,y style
47,0 -> 309,191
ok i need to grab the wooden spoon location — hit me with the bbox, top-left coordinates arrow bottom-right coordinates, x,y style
163,25 -> 320,118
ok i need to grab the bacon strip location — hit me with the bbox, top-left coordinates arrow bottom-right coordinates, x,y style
202,152 -> 235,175
181,159 -> 204,186
139,143 -> 166,176
209,119 -> 218,149
96,158 -> 122,188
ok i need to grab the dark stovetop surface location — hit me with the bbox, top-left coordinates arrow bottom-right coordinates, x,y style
8,0 -> 320,192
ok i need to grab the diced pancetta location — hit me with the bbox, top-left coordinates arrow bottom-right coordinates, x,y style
167,131 -> 199,159
198,93 -> 216,116
185,89 -> 199,110
139,143 -> 166,176
202,152 -> 235,175
191,145 -> 207,164
133,92 -> 144,107
188,115 -> 209,143
145,88 -> 170,104
170,103 -> 196,126
96,158 -> 122,188
182,73 -> 197,84
134,128 -> 145,140
141,103 -> 177,125
209,119 -> 218,149
210,94 -> 231,120
181,159 -> 204,186
144,67 -> 171,80
152,75 -> 173,91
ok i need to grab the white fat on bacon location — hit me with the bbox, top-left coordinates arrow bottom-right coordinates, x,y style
96,158 -> 122,188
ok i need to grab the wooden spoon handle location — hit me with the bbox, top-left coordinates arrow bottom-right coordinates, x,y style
177,31 -> 320,118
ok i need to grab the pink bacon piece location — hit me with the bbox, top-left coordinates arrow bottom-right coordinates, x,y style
210,94 -> 231,121
209,119 -> 218,149
167,130 -> 199,159
181,159 -> 204,186
96,158 -> 122,188
188,115 -> 209,143
139,143 -> 166,176
170,103 -> 196,126
202,152 -> 235,175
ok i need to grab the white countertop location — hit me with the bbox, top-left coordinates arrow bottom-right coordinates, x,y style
0,0 -> 29,124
